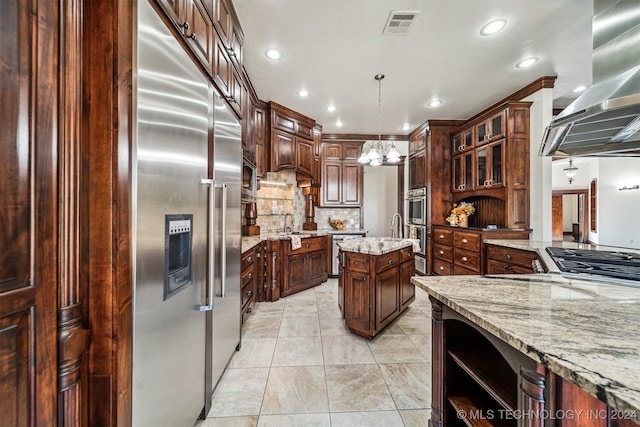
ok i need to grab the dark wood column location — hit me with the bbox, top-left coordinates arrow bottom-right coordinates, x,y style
430,296 -> 445,427
302,187 -> 318,230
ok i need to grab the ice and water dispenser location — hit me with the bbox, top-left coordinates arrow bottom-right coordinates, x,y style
164,214 -> 193,300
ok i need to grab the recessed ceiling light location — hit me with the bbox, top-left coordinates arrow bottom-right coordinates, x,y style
573,85 -> 587,93
480,19 -> 507,36
336,120 -> 343,127
515,57 -> 538,68
428,99 -> 443,108
402,123 -> 411,131
327,105 -> 336,112
265,48 -> 282,60
298,90 -> 309,97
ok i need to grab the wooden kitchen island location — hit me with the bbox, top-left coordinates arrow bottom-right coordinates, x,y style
338,237 -> 418,339
412,273 -> 640,427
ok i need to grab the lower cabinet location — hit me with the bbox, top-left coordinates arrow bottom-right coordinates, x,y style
281,235 -> 329,298
340,245 -> 415,339
241,244 -> 260,323
485,244 -> 546,274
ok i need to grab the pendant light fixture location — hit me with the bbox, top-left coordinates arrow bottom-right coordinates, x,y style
564,159 -> 578,184
358,74 -> 400,166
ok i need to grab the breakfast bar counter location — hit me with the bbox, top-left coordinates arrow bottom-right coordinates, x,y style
412,273 -> 640,426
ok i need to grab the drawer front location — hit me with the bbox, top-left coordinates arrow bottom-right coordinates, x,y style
242,266 -> 254,287
241,280 -> 254,307
486,245 -> 537,269
433,244 -> 453,262
487,259 -> 534,275
400,246 -> 414,262
453,231 -> 481,252
434,228 -> 453,246
376,251 -> 400,272
289,236 -> 325,254
433,258 -> 452,276
453,249 -> 480,272
241,249 -> 255,271
347,253 -> 369,273
453,264 -> 478,275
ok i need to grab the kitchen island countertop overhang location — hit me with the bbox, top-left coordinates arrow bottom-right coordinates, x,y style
412,272 -> 640,417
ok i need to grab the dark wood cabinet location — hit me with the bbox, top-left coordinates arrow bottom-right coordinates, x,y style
212,0 -> 243,70
281,236 -> 329,297
320,142 -> 364,207
241,245 -> 260,323
408,149 -> 427,190
253,101 -> 268,178
155,0 -> 214,71
340,246 -> 415,339
485,244 -> 546,274
451,102 -> 531,229
268,102 -> 318,181
431,226 -> 530,276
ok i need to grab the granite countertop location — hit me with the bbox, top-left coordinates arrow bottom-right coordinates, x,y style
241,229 -> 368,252
412,273 -> 640,415
338,237 -> 420,255
434,223 -> 532,232
484,239 -> 640,273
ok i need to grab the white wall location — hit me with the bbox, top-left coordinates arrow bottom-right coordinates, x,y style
363,165 -> 399,237
562,194 -> 578,232
524,89 -> 554,242
551,157 -> 640,249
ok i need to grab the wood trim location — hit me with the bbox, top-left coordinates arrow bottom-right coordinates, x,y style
269,100 -> 315,126
552,190 -> 589,243
465,76 -> 556,124
322,133 -> 407,141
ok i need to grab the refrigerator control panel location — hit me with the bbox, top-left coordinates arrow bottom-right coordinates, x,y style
164,214 -> 193,300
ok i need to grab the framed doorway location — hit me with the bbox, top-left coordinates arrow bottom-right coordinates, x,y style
552,189 -> 589,242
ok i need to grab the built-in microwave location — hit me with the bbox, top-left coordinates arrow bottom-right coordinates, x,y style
407,187 -> 427,225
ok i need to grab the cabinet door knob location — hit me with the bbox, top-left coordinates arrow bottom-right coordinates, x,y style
388,259 -> 393,264
462,257 -> 468,262
188,33 -> 197,41
247,290 -> 253,297
506,254 -> 512,260
354,261 -> 358,266
439,235 -> 444,239
305,243 -> 310,248
227,47 -> 236,57
181,21 -> 190,30
248,273 -> 252,279
439,266 -> 444,271
439,250 -> 444,255
247,256 -> 252,263
462,238 -> 468,243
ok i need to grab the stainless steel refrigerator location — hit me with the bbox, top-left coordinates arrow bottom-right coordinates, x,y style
132,1 -> 241,425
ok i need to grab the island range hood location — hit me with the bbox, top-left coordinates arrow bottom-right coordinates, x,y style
540,0 -> 640,157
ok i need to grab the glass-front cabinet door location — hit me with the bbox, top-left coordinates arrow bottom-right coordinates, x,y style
476,141 -> 504,189
475,109 -> 506,146
453,128 -> 474,153
453,152 -> 474,192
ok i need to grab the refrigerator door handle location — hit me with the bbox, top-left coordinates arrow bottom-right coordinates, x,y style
216,183 -> 228,298
199,178 -> 215,311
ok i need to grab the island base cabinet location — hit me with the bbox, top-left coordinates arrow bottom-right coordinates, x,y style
340,246 -> 415,339
430,297 -> 639,427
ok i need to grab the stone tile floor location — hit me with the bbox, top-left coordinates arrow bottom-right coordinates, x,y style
197,278 -> 433,427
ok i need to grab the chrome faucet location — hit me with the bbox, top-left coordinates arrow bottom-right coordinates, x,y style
390,213 -> 403,239
283,213 -> 294,233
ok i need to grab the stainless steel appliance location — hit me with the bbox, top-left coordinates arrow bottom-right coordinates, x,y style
407,187 -> 427,225
407,224 -> 427,275
540,0 -> 640,157
133,2 -> 241,425
546,247 -> 640,283
414,255 -> 427,275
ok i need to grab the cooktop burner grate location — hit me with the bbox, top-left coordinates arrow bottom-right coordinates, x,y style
546,247 -> 640,282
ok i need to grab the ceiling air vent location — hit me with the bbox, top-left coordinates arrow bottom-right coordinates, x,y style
383,11 -> 420,35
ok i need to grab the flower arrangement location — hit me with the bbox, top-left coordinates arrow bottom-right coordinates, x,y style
445,202 -> 476,226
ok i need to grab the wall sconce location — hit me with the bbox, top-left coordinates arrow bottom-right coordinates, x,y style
563,159 -> 578,184
617,184 -> 640,191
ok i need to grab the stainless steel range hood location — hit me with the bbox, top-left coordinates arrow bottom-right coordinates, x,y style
540,0 -> 640,157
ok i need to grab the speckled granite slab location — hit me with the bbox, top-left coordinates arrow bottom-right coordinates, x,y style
338,237 -> 420,255
412,273 -> 640,415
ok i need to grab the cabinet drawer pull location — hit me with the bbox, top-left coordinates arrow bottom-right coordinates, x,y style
181,21 -> 189,30
188,33 -> 197,41
439,266 -> 444,271
439,250 -> 444,255
305,243 -> 310,248
439,234 -> 444,239
462,257 -> 468,262
387,259 -> 393,264
504,265 -> 512,271
227,47 -> 236,57
248,272 -> 252,279
354,261 -> 358,266
247,256 -> 252,263
506,254 -> 512,260
247,290 -> 253,297
462,238 -> 468,243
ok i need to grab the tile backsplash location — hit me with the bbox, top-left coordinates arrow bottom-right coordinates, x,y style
252,170 -> 362,233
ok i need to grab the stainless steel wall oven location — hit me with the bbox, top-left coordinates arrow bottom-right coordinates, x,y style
407,187 -> 427,225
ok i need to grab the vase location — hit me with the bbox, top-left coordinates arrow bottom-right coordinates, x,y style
458,212 -> 468,228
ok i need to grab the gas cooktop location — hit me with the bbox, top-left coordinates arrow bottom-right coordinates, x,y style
546,247 -> 640,282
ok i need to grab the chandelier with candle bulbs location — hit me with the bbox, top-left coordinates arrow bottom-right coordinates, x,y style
357,74 -> 400,166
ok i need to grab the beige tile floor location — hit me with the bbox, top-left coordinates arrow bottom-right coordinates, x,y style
199,278 -> 433,427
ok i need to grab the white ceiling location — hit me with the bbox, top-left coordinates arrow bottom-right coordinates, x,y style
233,0 -> 594,136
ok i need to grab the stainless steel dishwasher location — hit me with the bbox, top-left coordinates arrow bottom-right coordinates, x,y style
331,233 -> 365,276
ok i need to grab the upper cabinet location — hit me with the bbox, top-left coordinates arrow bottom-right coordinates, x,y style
268,102 -> 319,183
320,142 -> 364,207
154,0 -> 214,71
213,0 -> 242,70
450,101 -> 532,229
